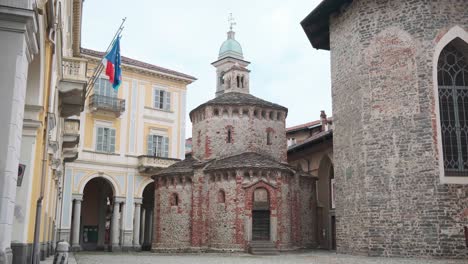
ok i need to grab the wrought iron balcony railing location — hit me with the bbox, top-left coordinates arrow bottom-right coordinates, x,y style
89,94 -> 125,114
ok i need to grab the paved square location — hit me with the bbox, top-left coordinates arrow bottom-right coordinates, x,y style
71,251 -> 467,264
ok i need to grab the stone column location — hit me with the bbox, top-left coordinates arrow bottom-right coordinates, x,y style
71,196 -> 83,251
0,4 -> 38,264
140,208 -> 146,246
148,209 -> 153,247
133,199 -> 142,250
110,200 -> 120,251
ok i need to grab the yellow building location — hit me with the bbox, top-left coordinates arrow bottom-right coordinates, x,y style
57,48 -> 196,251
4,0 -> 88,264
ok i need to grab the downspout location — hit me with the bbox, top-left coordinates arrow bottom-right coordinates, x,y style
32,0 -> 56,261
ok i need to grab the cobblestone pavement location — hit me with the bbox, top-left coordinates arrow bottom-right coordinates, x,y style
71,251 -> 467,264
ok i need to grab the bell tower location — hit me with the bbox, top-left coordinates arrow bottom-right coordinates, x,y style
212,14 -> 250,97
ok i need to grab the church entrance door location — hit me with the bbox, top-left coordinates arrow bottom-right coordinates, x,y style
252,188 -> 270,241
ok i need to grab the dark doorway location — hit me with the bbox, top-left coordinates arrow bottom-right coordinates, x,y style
141,182 -> 155,251
252,211 -> 270,240
331,215 -> 336,250
80,177 -> 113,251
252,188 -> 270,241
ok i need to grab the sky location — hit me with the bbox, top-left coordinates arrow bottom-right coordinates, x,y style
81,0 -> 331,137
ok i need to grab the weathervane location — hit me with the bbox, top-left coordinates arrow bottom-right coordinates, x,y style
228,13 -> 236,31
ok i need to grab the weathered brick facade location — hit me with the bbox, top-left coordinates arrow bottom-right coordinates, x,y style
302,0 -> 468,258
151,29 -> 318,252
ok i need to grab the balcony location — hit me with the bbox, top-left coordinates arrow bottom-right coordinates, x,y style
59,57 -> 88,117
63,146 -> 79,163
138,155 -> 180,174
63,119 -> 80,149
89,94 -> 126,117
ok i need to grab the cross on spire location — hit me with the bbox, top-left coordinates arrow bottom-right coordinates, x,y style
228,13 -> 236,31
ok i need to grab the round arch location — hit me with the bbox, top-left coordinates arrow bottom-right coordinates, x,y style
136,178 -> 154,199
432,26 -> 468,184
77,173 -> 121,196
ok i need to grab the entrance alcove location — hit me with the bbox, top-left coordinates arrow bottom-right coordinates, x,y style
252,187 -> 270,241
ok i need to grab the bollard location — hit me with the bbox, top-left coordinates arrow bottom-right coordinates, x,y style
53,241 -> 69,264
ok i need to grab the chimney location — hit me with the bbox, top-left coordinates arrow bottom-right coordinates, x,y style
320,110 -> 328,131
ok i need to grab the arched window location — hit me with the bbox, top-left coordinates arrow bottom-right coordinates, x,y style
266,128 -> 274,146
220,71 -> 225,85
438,39 -> 468,176
236,75 -> 241,88
170,193 -> 179,206
218,190 -> 226,203
241,76 -> 245,88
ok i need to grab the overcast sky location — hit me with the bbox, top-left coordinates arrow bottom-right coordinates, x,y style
82,0 -> 331,137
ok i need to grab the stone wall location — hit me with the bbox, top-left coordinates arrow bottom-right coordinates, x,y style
329,0 -> 468,257
207,178 -> 242,249
153,176 -> 192,250
152,168 -> 318,252
192,106 -> 288,162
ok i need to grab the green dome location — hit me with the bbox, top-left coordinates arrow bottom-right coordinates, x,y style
218,31 -> 243,59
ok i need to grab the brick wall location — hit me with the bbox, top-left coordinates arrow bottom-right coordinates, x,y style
192,106 -> 288,162
329,0 -> 468,257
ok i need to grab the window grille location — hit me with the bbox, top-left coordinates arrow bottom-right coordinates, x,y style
438,43 -> 468,176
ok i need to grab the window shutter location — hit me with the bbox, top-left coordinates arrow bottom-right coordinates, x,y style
147,135 -> 154,156
154,89 -> 160,109
163,137 -> 169,158
109,129 -> 116,153
165,91 -> 171,111
96,127 -> 104,151
156,136 -> 163,156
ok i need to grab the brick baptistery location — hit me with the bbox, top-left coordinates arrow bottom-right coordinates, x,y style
302,0 -> 468,259
151,28 -> 318,252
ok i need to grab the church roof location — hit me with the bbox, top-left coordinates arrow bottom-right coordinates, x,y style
153,155 -> 197,177
204,152 -> 292,172
219,30 -> 243,60
190,92 -> 287,116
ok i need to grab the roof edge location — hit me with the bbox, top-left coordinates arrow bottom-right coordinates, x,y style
300,0 -> 353,50
81,48 -> 197,82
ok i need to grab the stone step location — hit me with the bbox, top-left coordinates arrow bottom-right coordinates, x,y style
249,241 -> 279,255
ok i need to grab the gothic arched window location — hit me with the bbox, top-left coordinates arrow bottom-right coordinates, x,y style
438,39 -> 468,176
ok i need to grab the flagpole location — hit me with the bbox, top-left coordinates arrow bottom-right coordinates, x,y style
85,17 -> 127,99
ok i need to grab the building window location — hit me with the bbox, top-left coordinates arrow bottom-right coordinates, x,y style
438,41 -> 468,176
96,78 -> 118,97
170,193 -> 179,206
266,128 -> 274,145
218,190 -> 226,203
227,127 -> 233,143
147,134 -> 169,157
96,127 -> 116,153
154,88 -> 171,111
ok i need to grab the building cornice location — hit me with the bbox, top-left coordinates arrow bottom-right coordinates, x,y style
0,5 -> 39,62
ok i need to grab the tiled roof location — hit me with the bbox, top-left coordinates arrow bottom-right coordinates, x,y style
153,155 -> 197,177
288,129 -> 333,152
190,92 -> 287,116
286,118 -> 332,133
81,48 -> 196,81
204,152 -> 292,172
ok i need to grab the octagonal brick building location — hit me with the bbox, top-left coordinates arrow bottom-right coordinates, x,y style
151,28 -> 318,252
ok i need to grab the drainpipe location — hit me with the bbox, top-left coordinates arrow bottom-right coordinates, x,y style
32,113 -> 51,264
32,10 -> 57,262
